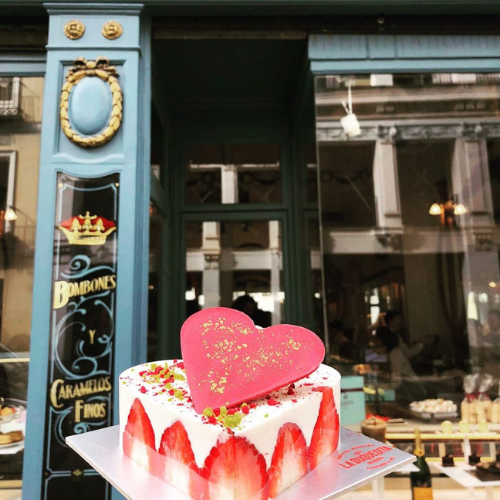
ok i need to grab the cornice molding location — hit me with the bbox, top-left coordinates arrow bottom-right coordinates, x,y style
316,121 -> 500,142
44,2 -> 143,15
0,0 -> 497,16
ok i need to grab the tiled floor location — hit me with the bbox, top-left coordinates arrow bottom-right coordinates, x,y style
0,486 -> 498,500
339,483 -> 500,500
340,490 -> 500,500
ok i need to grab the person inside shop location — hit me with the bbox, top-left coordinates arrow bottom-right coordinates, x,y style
329,320 -> 352,360
232,294 -> 271,328
480,308 -> 500,365
385,310 -> 423,359
375,325 -> 426,402
412,334 -> 441,375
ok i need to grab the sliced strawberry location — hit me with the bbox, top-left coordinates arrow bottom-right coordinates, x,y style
308,386 -> 340,470
202,436 -> 269,500
123,398 -> 156,471
157,421 -> 201,499
268,423 -> 308,498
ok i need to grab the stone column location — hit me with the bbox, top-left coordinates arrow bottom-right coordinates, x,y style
452,138 -> 499,370
221,163 -> 239,204
269,220 -> 282,325
372,139 -> 403,229
202,221 -> 221,307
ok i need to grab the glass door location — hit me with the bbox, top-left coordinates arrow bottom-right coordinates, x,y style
182,143 -> 285,326
185,219 -> 284,326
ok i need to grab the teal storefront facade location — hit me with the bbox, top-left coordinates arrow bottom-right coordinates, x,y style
1,1 -> 500,498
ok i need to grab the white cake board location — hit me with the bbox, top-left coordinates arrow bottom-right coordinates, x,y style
66,426 -> 415,500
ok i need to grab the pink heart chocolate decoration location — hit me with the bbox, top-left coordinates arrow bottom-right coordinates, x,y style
181,307 -> 325,413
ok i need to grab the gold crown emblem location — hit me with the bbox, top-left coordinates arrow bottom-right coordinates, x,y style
59,211 -> 116,246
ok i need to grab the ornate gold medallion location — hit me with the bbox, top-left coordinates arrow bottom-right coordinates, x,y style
64,20 -> 85,40
102,21 -> 123,40
60,57 -> 123,148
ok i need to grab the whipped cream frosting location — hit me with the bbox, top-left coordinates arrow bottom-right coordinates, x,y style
119,360 -> 340,468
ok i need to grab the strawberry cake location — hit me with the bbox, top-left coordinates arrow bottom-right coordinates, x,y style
119,308 -> 341,499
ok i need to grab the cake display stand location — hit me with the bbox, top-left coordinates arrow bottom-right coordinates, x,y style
431,462 -> 500,500
67,426 -> 415,500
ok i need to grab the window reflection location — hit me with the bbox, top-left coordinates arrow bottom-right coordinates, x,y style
185,220 -> 284,325
397,141 -> 454,227
185,144 -> 280,204
148,203 -> 163,361
315,72 -> 500,423
318,143 -> 376,228
0,76 -> 43,487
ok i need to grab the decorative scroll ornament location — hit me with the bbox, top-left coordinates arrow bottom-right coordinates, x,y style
64,20 -> 85,40
102,20 -> 123,40
60,57 -> 122,148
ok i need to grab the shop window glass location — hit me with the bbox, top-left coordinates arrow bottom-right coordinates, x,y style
397,141 -> 454,227
185,144 -> 280,204
184,220 -> 284,326
150,107 -> 165,183
317,143 -> 376,228
148,203 -> 163,361
488,139 -> 500,225
315,72 -> 500,425
0,76 -> 43,486
304,142 -> 318,204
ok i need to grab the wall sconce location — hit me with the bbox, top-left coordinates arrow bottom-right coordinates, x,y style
340,81 -> 361,138
429,199 -> 467,227
4,206 -> 17,221
0,205 -> 19,237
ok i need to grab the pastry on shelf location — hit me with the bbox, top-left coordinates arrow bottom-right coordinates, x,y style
468,452 -> 481,465
361,416 -> 387,443
476,459 -> 500,480
0,398 -> 21,424
0,430 -> 23,445
441,453 -> 455,467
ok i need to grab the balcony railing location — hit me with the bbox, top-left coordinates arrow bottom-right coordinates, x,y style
0,78 -> 20,117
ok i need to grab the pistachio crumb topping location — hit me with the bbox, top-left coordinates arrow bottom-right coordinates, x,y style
223,413 -> 243,428
203,407 -> 214,417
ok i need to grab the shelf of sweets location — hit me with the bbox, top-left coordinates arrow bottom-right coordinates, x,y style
386,432 -> 500,443
347,420 -> 500,442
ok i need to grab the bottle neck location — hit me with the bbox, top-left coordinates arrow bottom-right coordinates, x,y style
414,429 -> 424,457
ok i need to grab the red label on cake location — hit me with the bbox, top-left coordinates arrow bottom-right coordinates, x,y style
337,444 -> 395,470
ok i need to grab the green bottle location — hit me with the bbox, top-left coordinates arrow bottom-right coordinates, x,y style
410,429 -> 433,500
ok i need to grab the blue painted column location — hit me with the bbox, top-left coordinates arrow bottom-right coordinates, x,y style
23,3 -> 150,499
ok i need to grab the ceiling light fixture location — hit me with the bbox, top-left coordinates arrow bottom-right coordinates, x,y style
429,198 -> 467,227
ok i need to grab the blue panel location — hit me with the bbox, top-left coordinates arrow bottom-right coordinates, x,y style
308,34 -> 368,61
69,77 -> 112,135
309,34 -> 500,74
0,54 -> 46,75
310,58 -> 500,75
366,35 -> 396,60
396,35 -> 500,59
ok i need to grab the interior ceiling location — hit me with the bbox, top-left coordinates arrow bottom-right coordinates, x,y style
154,39 -> 306,108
